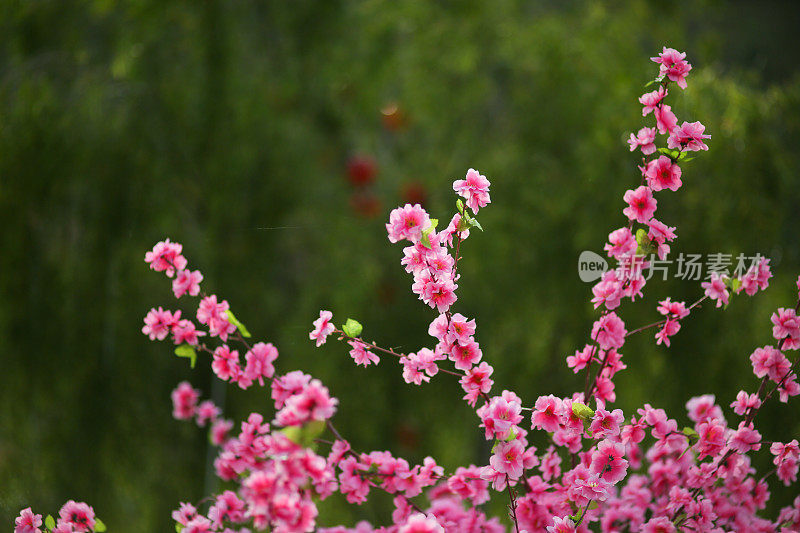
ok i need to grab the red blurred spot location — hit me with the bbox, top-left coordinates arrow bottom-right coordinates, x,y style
346,155 -> 377,187
350,190 -> 382,219
401,182 -> 428,207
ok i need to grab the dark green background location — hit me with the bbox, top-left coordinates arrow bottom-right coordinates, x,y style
2,0 -> 799,530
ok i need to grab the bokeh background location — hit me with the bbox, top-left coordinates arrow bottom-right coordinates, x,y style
2,0 -> 800,530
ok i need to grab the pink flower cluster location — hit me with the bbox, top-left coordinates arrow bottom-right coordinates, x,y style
17,47 -> 800,533
15,501 -> 98,533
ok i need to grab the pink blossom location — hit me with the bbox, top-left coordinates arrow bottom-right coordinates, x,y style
701,273 -> 729,308
446,313 -> 476,345
737,256 -> 772,296
657,298 -> 690,320
449,339 -> 482,370
172,269 -> 203,298
211,345 -> 240,382
639,86 -> 667,116
145,238 -> 187,277
347,339 -> 380,366
644,156 -> 682,192
647,218 -> 677,259
453,168 -> 491,213
590,439 -> 628,484
310,310 -> 335,347
196,295 -> 235,340
696,419 -> 726,459
651,47 -> 692,89
531,395 -> 562,433
591,312 -> 627,351
655,319 -> 680,347
546,516 -> 576,533
591,271 -> 623,310
207,491 -> 245,528
623,185 -> 657,223
171,319 -> 205,345
14,508 -> 42,533
195,400 -> 219,427
778,374 -> 800,402
589,408 -> 624,439
244,342 -> 279,384
427,313 -> 449,341
730,390 -> 761,416
171,502 -> 197,526
171,381 -> 199,420
142,307 -> 180,340
459,362 -> 494,407
642,516 -> 676,533
422,278 -> 458,313
440,213 -> 470,247
604,227 -> 637,259
210,418 -> 233,445
730,422 -> 761,454
627,127 -> 657,155
667,121 -> 710,152
58,500 -> 95,532
489,440 -> 525,480
481,393 -> 523,439
386,204 -> 431,244
183,516 -> 212,533
750,345 -> 790,382
654,104 -> 678,134
399,513 -> 444,533
400,353 -> 431,385
275,378 -> 338,425
772,307 -> 800,345
566,464 -> 612,504
566,344 -> 596,373
685,394 -> 723,424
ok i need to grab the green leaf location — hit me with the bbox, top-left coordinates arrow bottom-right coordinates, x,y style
588,500 -> 599,510
225,309 -> 251,338
280,420 -> 327,448
468,217 -> 483,231
420,228 -> 433,249
94,519 -> 107,532
174,344 -> 197,369
342,318 -> 363,338
731,277 -> 742,293
45,515 -> 56,530
456,198 -> 465,214
280,425 -> 303,445
571,402 -> 594,420
175,522 -> 184,533
304,420 -> 327,443
682,426 -> 699,445
429,218 -> 439,231
657,147 -> 681,160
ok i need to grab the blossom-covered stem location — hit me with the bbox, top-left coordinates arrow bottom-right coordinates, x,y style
625,295 -> 709,338
335,330 -> 465,377
505,475 -> 520,533
743,298 -> 799,423
758,299 -> 800,407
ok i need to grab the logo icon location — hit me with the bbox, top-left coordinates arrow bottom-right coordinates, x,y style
578,251 -> 608,282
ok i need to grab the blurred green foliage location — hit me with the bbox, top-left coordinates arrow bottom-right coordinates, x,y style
1,0 -> 799,530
